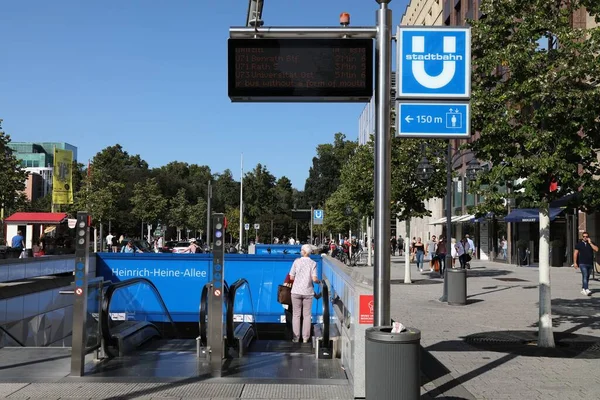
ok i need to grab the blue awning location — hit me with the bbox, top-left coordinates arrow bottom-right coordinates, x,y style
503,208 -> 564,223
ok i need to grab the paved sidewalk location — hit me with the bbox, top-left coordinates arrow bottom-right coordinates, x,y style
359,257 -> 600,400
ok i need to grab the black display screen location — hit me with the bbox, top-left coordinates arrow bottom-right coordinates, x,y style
228,38 -> 373,102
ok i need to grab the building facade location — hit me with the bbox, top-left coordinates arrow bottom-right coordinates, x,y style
8,142 -> 77,201
401,0 -> 443,26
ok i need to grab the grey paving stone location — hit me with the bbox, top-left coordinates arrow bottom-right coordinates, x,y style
128,383 -> 243,399
6,383 -> 137,398
241,384 -> 352,399
0,384 -> 29,397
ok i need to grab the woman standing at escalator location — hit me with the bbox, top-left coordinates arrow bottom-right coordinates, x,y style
288,244 -> 320,343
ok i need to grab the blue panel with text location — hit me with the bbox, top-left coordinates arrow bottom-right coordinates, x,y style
397,28 -> 471,99
397,102 -> 470,138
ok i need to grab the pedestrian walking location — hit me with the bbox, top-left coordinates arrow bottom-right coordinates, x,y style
573,232 -> 598,296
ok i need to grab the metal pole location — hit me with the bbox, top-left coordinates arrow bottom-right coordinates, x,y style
506,187 -> 512,265
441,141 -> 452,302
310,206 -> 314,245
373,0 -> 392,327
71,211 -> 89,376
206,181 -> 212,247
239,154 -> 244,250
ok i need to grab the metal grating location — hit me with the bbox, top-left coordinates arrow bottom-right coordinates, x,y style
130,383 -> 244,398
241,383 -> 353,399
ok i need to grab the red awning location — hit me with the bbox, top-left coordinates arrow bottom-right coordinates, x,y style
4,212 -> 68,224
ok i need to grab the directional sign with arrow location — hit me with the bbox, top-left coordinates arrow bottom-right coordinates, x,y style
396,101 -> 470,138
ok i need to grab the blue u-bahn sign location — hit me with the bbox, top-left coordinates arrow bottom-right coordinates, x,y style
397,27 -> 471,99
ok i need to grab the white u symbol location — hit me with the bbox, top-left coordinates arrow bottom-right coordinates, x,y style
411,36 -> 456,89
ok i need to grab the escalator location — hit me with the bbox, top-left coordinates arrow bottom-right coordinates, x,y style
198,277 -> 333,360
96,277 -> 344,382
100,278 -> 180,357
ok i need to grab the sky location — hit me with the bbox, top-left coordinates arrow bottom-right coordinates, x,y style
0,0 -> 409,189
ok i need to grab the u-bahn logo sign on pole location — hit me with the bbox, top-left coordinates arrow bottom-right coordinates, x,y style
397,27 -> 470,99
396,27 -> 471,138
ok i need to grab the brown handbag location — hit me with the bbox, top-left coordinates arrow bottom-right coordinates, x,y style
277,284 -> 292,306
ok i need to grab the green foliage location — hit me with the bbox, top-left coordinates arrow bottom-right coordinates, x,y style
212,169 -> 239,213
242,163 -> 276,223
469,0 -> 600,213
130,178 -> 167,224
187,197 -> 207,233
30,194 -> 52,212
224,205 -> 241,241
304,133 -> 358,208
167,188 -> 189,230
88,145 -> 151,234
0,124 -> 28,216
326,136 -> 447,233
391,138 -> 447,220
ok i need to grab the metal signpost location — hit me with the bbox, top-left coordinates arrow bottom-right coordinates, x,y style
229,1 -> 387,322
396,25 -> 472,303
208,213 -> 226,376
71,211 -> 89,376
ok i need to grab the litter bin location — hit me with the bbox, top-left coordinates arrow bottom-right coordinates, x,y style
447,268 -> 467,305
365,326 -> 421,400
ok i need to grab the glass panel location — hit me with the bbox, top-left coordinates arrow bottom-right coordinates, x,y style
107,281 -> 173,338
230,281 -> 256,330
86,283 -> 101,350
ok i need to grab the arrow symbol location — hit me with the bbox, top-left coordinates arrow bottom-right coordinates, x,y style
405,115 -> 414,123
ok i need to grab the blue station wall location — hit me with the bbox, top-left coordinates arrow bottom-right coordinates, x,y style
96,253 -> 323,323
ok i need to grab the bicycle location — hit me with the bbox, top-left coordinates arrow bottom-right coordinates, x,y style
349,248 -> 365,266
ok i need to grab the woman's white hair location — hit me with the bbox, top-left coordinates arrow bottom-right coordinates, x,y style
301,244 -> 313,256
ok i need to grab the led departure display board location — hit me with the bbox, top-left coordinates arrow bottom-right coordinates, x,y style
228,38 -> 373,102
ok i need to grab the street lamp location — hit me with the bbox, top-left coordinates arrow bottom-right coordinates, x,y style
416,157 -> 435,182
417,144 -> 480,302
466,158 -> 482,182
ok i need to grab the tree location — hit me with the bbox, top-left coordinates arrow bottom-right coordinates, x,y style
213,169 -> 239,213
324,186 -> 360,234
74,179 -> 124,226
167,188 -> 189,240
469,1 -> 600,347
131,178 -> 167,229
84,145 -> 150,235
304,133 -> 358,207
224,205 -> 241,242
187,197 -> 207,238
0,122 -> 28,226
336,138 -> 447,222
243,163 -> 276,223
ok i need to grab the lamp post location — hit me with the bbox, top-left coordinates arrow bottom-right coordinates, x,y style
417,143 -> 481,302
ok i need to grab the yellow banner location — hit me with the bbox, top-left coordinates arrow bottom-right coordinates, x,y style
52,148 -> 73,205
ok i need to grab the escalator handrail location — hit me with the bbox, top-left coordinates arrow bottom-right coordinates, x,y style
101,277 -> 179,351
226,278 -> 257,347
319,280 -> 330,346
199,280 -> 228,346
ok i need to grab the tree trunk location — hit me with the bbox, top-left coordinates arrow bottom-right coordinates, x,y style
99,223 -> 103,252
404,220 -> 412,284
538,210 -> 555,348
